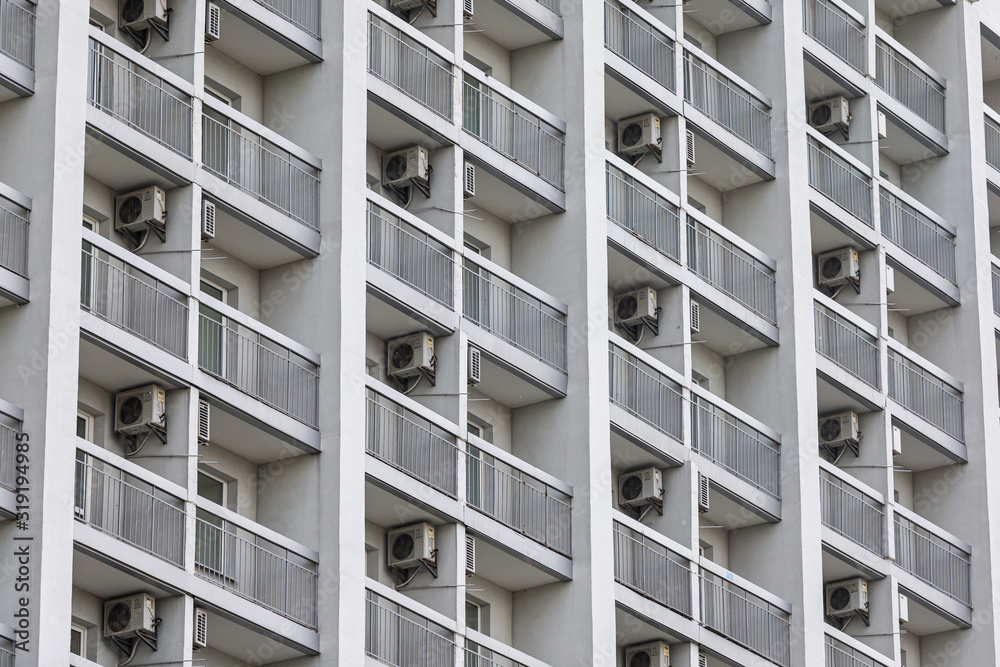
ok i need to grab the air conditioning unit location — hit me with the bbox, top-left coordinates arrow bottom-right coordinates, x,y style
202,200 -> 216,241
818,247 -> 860,288
198,399 -> 210,443
614,287 -> 657,327
686,129 -> 696,168
383,146 -> 430,188
826,578 -> 868,618
809,96 -> 851,134
116,186 -> 166,233
388,332 -> 435,379
618,467 -> 663,509
104,593 -> 156,639
465,535 -> 476,574
690,301 -> 701,334
625,642 -> 670,667
698,473 -> 710,513
898,593 -> 909,624
818,411 -> 860,450
193,607 -> 208,649
205,2 -> 222,41
618,113 -> 661,157
463,162 -> 476,199
391,0 -> 427,11
468,347 -> 482,385
892,425 -> 902,456
115,385 -> 166,436
463,0 -> 474,19
388,522 -> 435,570
121,0 -> 168,29
885,265 -> 895,295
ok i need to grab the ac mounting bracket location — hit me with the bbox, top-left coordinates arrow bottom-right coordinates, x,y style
633,498 -> 663,522
109,618 -> 160,667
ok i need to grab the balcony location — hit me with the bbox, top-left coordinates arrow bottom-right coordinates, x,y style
820,467 -> 885,557
462,257 -> 568,373
609,342 -> 684,445
879,186 -> 956,284
202,100 -> 321,231
195,506 -> 319,628
814,301 -> 880,390
887,345 -> 963,442
0,184 -> 28,304
993,260 -> 1000,316
604,1 -> 677,94
612,520 -> 693,618
365,387 -> 459,498
0,0 -> 33,98
606,161 -> 681,264
803,0 -> 865,75
462,71 -> 567,190
683,49 -> 772,158
198,296 -> 319,428
825,634 -> 890,667
807,133 -> 874,228
875,35 -> 945,135
699,564 -> 791,667
893,507 -> 971,607
366,585 -> 458,666
247,0 -> 320,39
986,111 -> 1000,172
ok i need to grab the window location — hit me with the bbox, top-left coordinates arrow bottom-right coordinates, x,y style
200,279 -> 227,304
199,279 -> 229,376
70,624 -> 87,657
76,411 -> 93,442
692,370 -> 709,391
82,214 -> 100,233
465,597 -> 491,665
366,357 -> 380,379
198,470 -> 227,507
196,471 -> 228,574
466,599 -> 481,632
687,196 -> 707,214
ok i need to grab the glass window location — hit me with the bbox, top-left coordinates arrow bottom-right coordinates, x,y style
70,624 -> 86,656
197,471 -> 226,506
76,412 -> 93,441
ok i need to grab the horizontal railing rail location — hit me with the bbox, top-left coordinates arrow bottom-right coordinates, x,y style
74,454 -> 186,567
87,39 -> 193,157
80,245 -> 189,359
0,197 -> 27,278
366,590 -> 458,666
0,0 -> 34,70
195,510 -> 318,628
604,0 -> 676,92
252,0 -> 320,38
609,343 -> 684,442
826,635 -> 889,667
684,50 -> 771,157
814,303 -> 880,389
879,190 -> 956,283
467,446 -> 572,556
894,513 -> 971,605
368,14 -> 454,119
0,421 -> 18,492
820,469 -> 885,555
700,569 -> 791,667
366,389 -> 459,498
613,521 -> 692,616
875,37 -> 945,133
803,0 -> 865,73
986,113 -> 1000,171
198,306 -> 319,427
367,200 -> 454,307
202,112 -> 320,229
687,219 -> 777,323
463,263 -> 567,371
606,162 -> 681,263
463,78 -> 566,189
691,395 -> 780,499
807,135 -> 873,226
887,349 -> 963,441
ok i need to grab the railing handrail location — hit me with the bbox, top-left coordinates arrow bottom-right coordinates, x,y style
699,567 -> 791,667
814,301 -> 880,389
608,341 -> 685,442
893,512 -> 971,605
606,161 -> 682,264
462,64 -> 567,133
0,0 -> 35,70
986,112 -> 1000,171
886,346 -> 964,441
825,633 -> 891,667
879,190 -> 956,283
366,588 -> 459,665
193,497 -> 318,563
807,133 -> 874,226
250,0 -> 321,38
463,253 -> 567,316
0,421 -> 19,491
803,0 -> 866,74
874,34 -> 945,132
604,0 -> 677,92
613,520 -> 693,617
198,292 -> 320,365
202,96 -> 322,170
820,468 -> 886,555
0,197 -> 28,278
467,432 -> 572,496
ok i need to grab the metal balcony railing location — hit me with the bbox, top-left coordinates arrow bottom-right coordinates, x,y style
467,446 -> 572,556
687,219 -> 777,324
463,78 -> 565,189
613,521 -> 692,616
986,114 -> 1000,171
992,262 -> 1000,316
87,39 -> 193,157
879,190 -> 956,283
691,395 -> 780,499
0,421 -> 18,492
0,0 -> 34,70
807,135 -> 873,226
368,14 -> 454,119
367,200 -> 454,307
74,454 -> 186,567
825,635 -> 889,667
80,244 -> 189,359
684,51 -> 771,157
252,0 -> 320,38
0,647 -> 10,667
894,513 -> 971,606
820,469 -> 885,556
366,590 -> 458,667
366,389 -> 459,498
195,510 -> 318,628
814,303 -> 880,389
202,112 -> 320,229
604,1 -> 676,92
606,162 -> 681,263
887,349 -> 963,441
875,38 -> 945,133
535,0 -> 560,14
0,197 -> 27,278
198,306 -> 319,427
463,644 -> 528,667
463,262 -> 567,371
803,0 -> 865,74
609,343 -> 684,442
700,569 -> 791,667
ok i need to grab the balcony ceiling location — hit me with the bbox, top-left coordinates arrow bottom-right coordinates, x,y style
614,604 -> 686,647
877,108 -> 946,166
604,72 -> 676,122
874,0 -> 952,19
691,302 -> 770,357
471,535 -> 563,590
474,352 -> 557,408
900,587 -> 968,637
467,164 -> 558,223
804,60 -> 860,105
201,607 -> 307,664
209,6 -> 312,76
73,546 -> 175,602
476,0 -> 556,50
367,100 -> 450,154
816,376 -> 875,417
686,0 -> 766,36
893,423 -> 961,472
981,35 -> 1000,86
206,403 -> 314,464
206,204 -> 308,270
79,337 -> 187,395
84,134 -> 180,192
688,136 -> 768,193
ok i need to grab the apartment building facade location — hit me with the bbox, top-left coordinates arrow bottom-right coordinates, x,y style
0,0 -> 997,665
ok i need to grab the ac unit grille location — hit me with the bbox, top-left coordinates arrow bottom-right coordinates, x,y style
830,586 -> 851,610
621,123 -> 643,147
630,653 -> 652,667
122,0 -> 145,23
617,296 -> 638,321
391,533 -> 415,560
385,155 -> 408,181
811,104 -> 832,126
392,344 -> 414,369
119,196 -> 144,225
820,418 -> 842,442
821,257 -> 842,280
107,602 -> 132,633
119,397 -> 144,425
620,475 -> 643,501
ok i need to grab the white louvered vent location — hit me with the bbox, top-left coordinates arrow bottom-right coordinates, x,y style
463,0 -> 474,19
698,473 -> 710,513
465,535 -> 476,574
463,162 -> 476,199
194,607 -> 208,649
468,347 -> 482,385
699,654 -> 708,667
206,3 -> 222,41
686,130 -> 696,169
202,200 -> 216,241
198,399 -> 211,443
690,301 -> 700,334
